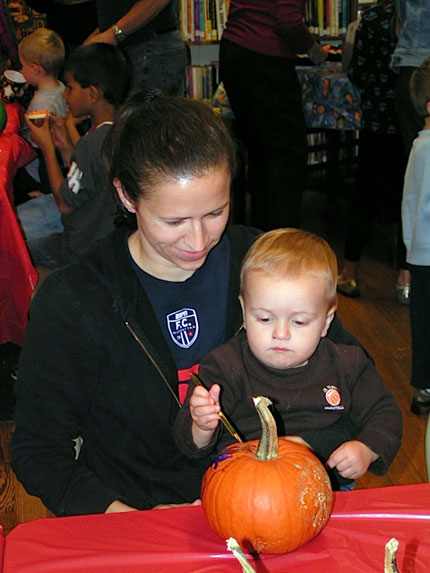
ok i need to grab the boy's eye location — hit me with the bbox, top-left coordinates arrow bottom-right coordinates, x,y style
293,320 -> 308,327
257,317 -> 271,323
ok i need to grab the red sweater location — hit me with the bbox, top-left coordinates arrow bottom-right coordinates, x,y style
222,0 -> 315,58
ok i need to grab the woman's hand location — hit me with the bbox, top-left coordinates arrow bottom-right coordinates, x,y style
154,499 -> 202,510
281,435 -> 310,447
105,500 -> 139,513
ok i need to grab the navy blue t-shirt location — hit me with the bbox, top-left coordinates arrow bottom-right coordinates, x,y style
128,233 -> 230,400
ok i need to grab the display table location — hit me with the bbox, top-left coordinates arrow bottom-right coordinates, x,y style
3,484 -> 430,572
0,101 -> 37,346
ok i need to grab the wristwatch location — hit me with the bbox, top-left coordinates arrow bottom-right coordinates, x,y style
112,24 -> 126,44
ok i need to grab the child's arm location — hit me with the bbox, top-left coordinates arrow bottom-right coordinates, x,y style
190,384 -> 221,448
49,114 -> 76,166
24,115 -> 73,214
326,440 -> 379,480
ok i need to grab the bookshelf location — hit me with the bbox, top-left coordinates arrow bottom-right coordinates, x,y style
181,0 -> 370,189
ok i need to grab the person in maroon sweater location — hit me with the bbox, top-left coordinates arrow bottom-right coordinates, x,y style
174,228 -> 402,489
220,0 -> 327,231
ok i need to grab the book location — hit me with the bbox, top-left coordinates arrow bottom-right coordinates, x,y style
215,0 -> 228,39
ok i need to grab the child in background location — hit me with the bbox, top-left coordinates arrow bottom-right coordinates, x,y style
401,56 -> 430,415
19,28 -> 67,190
21,42 -> 130,270
175,228 -> 402,489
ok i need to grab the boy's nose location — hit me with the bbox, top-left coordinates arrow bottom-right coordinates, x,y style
273,322 -> 290,340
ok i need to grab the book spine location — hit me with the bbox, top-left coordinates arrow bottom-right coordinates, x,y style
204,0 -> 212,41
341,0 -> 347,33
215,0 -> 227,39
317,0 -> 324,36
194,0 -> 200,40
199,0 -> 205,41
210,0 -> 218,40
325,0 -> 330,37
180,0 -> 189,41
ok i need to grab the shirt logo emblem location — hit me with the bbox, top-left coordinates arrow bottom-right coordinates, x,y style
323,385 -> 343,410
67,161 -> 83,194
167,308 -> 199,348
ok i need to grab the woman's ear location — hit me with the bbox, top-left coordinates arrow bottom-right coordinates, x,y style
113,178 -> 137,213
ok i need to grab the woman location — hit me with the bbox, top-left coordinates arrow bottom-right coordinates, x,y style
83,0 -> 186,96
10,95 -> 361,516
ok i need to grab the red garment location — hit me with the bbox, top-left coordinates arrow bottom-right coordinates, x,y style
0,102 -> 37,345
222,0 -> 315,58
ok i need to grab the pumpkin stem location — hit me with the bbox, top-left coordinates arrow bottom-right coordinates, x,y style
253,396 -> 278,461
226,537 -> 256,573
384,538 -> 400,573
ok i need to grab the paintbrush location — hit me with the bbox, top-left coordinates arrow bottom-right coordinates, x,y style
190,372 -> 242,443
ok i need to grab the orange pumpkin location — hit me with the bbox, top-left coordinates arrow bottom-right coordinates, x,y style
201,396 -> 333,554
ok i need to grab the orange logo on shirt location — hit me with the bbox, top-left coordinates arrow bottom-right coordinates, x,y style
324,385 -> 341,407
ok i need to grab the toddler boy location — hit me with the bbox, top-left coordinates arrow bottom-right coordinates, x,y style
175,228 -> 402,488
22,42 -> 130,269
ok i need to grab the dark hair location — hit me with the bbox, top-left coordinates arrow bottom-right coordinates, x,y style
102,93 -> 236,202
65,43 -> 130,106
410,57 -> 430,117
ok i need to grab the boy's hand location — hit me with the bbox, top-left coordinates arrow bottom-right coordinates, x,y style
24,114 -> 54,151
326,440 -> 379,479
50,115 -> 73,151
190,383 -> 221,448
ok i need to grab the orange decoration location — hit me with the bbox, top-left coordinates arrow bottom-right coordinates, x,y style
201,396 -> 333,554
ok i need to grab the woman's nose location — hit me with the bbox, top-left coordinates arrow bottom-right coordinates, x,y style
186,222 -> 207,251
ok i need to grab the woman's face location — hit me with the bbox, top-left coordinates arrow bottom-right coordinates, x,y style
118,165 -> 231,281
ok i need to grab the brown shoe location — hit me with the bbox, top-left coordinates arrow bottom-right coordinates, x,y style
337,276 -> 360,298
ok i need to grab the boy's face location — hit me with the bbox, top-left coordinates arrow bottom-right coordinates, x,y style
240,271 -> 336,370
63,71 -> 91,117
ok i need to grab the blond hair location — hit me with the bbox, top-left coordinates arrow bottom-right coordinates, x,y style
241,228 -> 338,306
19,28 -> 65,76
410,56 -> 430,117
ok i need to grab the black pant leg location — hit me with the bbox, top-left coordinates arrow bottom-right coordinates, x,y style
409,265 -> 430,389
220,39 -> 307,230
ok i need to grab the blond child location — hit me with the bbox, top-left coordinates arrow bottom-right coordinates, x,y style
19,27 -> 67,191
174,228 -> 402,489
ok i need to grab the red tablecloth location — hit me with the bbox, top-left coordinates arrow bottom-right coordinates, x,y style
3,484 -> 430,572
0,101 -> 37,346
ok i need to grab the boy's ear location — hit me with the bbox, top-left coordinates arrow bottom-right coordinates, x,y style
426,100 -> 430,116
88,84 -> 102,102
238,294 -> 246,328
113,178 -> 137,213
31,62 -> 42,76
321,303 -> 337,338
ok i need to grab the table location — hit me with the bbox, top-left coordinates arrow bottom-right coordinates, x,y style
3,483 -> 430,572
297,63 -> 361,130
0,101 -> 37,346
